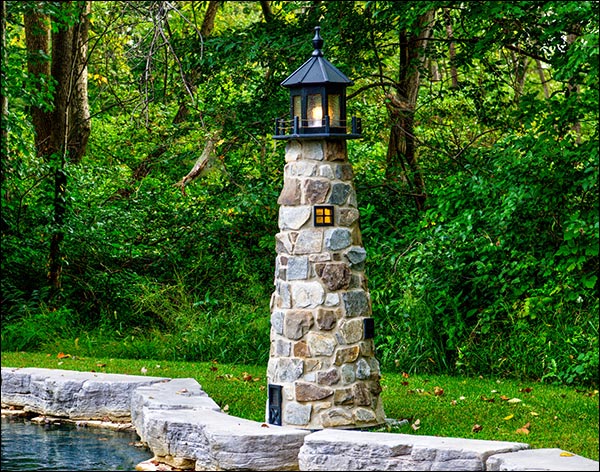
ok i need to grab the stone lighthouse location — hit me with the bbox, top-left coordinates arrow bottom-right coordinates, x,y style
266,27 -> 385,430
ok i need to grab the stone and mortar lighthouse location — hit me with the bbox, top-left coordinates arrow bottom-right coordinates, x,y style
266,27 -> 385,430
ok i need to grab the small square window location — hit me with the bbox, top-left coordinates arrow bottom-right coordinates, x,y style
314,205 -> 334,226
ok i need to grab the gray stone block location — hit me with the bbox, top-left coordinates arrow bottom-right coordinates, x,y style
298,429 -> 529,471
486,448 -> 600,471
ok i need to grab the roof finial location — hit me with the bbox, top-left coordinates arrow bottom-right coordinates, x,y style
312,26 -> 324,56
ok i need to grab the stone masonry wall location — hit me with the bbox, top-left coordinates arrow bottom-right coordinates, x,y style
267,139 -> 385,429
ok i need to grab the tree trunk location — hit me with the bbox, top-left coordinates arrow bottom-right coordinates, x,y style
385,10 -> 434,211
536,59 -> 550,99
1,0 -> 8,149
201,1 -> 220,37
24,8 -> 52,157
69,1 -> 91,164
444,8 -> 459,89
46,1 -> 92,291
260,1 -> 273,23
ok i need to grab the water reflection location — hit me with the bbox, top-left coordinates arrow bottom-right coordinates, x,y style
1,416 -> 152,471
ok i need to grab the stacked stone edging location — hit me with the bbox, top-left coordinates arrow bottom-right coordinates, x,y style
130,376 -> 309,470
1,366 -> 168,421
2,367 -> 598,471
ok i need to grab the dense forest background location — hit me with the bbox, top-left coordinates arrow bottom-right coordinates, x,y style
1,1 -> 598,386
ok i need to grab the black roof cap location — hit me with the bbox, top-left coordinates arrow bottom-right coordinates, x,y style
281,27 -> 353,88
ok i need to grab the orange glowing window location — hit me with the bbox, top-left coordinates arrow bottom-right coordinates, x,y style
314,205 -> 334,226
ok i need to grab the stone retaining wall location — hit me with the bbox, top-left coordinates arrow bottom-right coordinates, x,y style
2,367 -> 598,471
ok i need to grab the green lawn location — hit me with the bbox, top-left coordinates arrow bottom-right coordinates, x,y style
2,351 -> 598,461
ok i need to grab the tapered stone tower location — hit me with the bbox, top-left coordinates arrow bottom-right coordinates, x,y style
266,27 -> 385,430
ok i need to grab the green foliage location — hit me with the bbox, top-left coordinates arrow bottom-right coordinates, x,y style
2,1 -> 598,387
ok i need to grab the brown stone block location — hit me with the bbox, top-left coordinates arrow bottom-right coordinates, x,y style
319,262 -> 351,291
335,163 -> 354,180
334,346 -> 360,365
324,140 -> 347,161
295,382 -> 333,401
317,368 -> 340,386
315,308 -> 338,330
302,178 -> 330,205
367,379 -> 383,396
293,341 -> 311,358
353,382 -> 371,406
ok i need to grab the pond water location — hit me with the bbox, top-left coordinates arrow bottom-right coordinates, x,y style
1,416 -> 152,471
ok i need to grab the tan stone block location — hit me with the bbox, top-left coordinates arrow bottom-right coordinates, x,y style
339,318 -> 363,344
277,178 -> 301,205
284,310 -> 314,340
334,346 -> 360,365
320,408 -> 354,427
285,140 -> 302,162
306,333 -> 336,356
333,387 -> 354,405
302,141 -> 325,161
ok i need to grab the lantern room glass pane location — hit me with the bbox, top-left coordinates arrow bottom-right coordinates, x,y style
307,94 -> 323,127
293,95 -> 301,118
328,94 -> 341,127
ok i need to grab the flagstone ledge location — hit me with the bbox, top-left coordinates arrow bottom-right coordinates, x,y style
2,367 -> 597,471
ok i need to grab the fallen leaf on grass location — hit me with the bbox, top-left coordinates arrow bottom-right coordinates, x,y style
433,386 -> 444,396
507,398 -> 522,403
402,372 -> 409,378
57,352 -> 71,359
222,404 -> 229,412
560,452 -> 574,457
500,395 -> 510,401
503,414 -> 514,421
459,396 -> 466,401
451,400 -> 457,406
481,395 -> 495,403
520,387 -> 533,393
472,424 -> 483,433
530,411 -> 539,416
411,419 -> 421,431
516,422 -> 530,434
96,363 -> 106,367
401,381 -> 409,386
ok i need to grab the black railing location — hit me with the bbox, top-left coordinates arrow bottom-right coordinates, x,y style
274,115 -> 362,139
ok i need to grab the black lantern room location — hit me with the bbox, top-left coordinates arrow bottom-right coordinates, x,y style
274,27 -> 362,140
